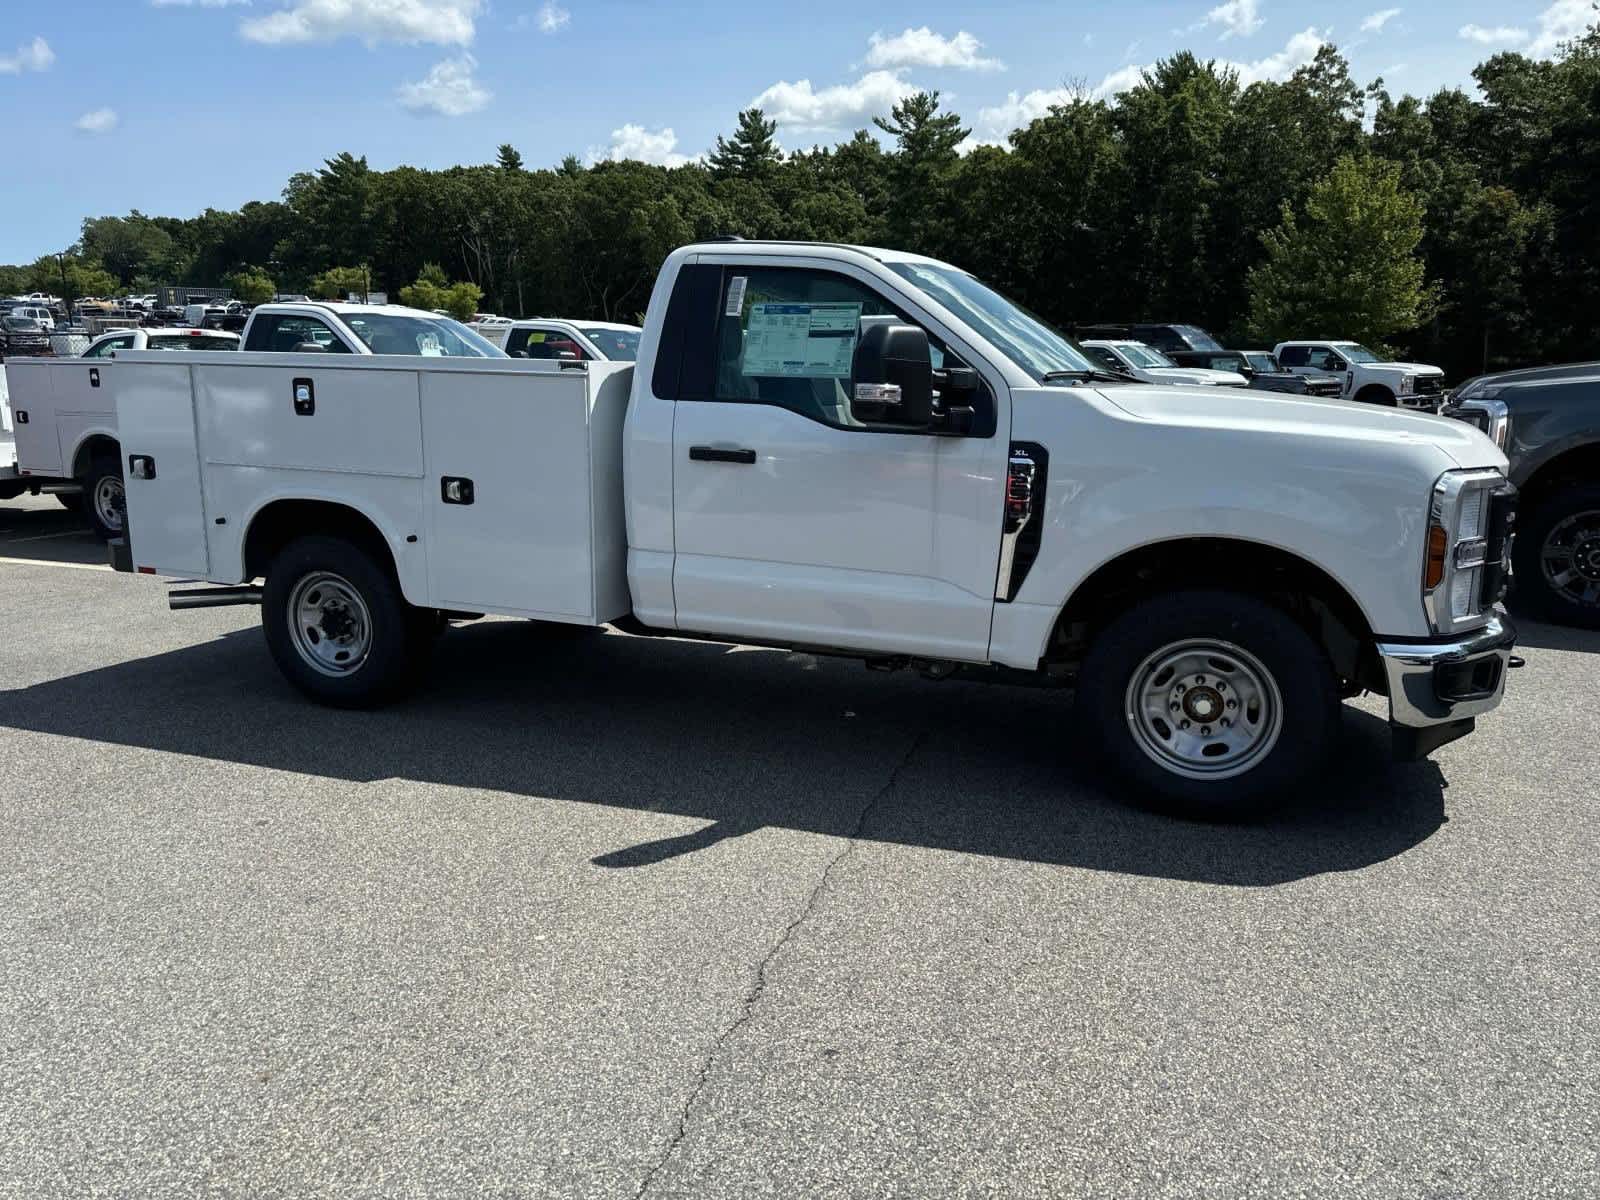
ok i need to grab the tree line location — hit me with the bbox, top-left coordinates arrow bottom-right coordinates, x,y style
4,28 -> 1599,378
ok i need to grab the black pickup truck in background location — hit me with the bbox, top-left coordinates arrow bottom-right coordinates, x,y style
1169,349 -> 1344,398
1443,362 -> 1600,629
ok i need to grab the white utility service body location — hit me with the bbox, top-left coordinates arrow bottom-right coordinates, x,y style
111,240 -> 1520,814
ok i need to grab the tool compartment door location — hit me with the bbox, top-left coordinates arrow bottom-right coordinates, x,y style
118,361 -> 210,576
420,365 -> 596,620
4,359 -> 66,476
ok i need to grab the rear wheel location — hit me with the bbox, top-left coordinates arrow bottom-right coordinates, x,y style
262,535 -> 432,707
1513,484 -> 1600,630
82,454 -> 125,541
1075,590 -> 1339,819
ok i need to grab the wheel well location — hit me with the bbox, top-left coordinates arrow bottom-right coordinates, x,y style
1050,538 -> 1377,688
1517,442 -> 1600,513
243,499 -> 396,582
72,434 -> 120,478
1354,383 -> 1394,405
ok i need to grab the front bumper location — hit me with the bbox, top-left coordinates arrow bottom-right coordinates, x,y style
1376,614 -> 1518,758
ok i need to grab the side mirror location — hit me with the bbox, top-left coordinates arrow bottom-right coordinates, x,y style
291,342 -> 327,353
851,322 -> 932,427
510,349 -> 528,358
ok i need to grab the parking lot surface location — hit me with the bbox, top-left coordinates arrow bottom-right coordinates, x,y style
1,491 -> 1596,1199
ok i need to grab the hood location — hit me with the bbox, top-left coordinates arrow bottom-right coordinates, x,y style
1365,361 -> 1444,377
1094,383 -> 1506,470
1146,367 -> 1249,386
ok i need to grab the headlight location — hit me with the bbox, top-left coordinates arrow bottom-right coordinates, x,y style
1457,397 -> 1512,450
1399,375 -> 1415,395
1424,469 -> 1515,634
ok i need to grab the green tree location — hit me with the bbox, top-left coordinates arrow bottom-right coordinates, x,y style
708,108 -> 781,180
442,281 -> 483,321
873,91 -> 968,254
225,266 -> 276,305
397,262 -> 451,310
1248,155 -> 1433,349
497,143 -> 524,171
310,265 -> 370,301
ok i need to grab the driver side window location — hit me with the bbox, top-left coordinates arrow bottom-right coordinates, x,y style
86,335 -> 134,358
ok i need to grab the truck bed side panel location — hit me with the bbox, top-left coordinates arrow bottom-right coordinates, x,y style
118,362 -> 210,576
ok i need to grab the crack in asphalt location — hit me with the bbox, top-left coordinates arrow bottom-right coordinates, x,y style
632,726 -> 931,1199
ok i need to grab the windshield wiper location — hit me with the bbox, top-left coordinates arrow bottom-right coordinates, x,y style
1041,368 -> 1137,385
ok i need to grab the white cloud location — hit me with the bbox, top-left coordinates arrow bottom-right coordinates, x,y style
968,27 -> 1325,146
396,54 -> 489,115
751,70 -> 919,132
1360,8 -> 1402,33
864,27 -> 1002,71
1459,23 -> 1530,46
1530,0 -> 1595,56
1203,0 -> 1263,40
1228,26 -> 1327,84
150,0 -> 250,8
242,0 -> 481,46
535,2 -> 569,32
588,124 -> 693,167
75,108 -> 119,134
0,36 -> 55,74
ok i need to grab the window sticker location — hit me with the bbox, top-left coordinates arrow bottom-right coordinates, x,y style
529,332 -> 546,343
725,275 -> 748,317
740,302 -> 862,379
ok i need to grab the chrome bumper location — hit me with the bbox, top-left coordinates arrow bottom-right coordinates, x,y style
1376,614 -> 1518,757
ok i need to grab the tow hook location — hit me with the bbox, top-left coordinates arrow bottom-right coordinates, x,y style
1508,655 -> 1526,670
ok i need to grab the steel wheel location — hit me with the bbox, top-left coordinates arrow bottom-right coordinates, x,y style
287,571 -> 374,677
92,474 -> 125,533
1540,508 -> 1600,611
1123,638 -> 1284,781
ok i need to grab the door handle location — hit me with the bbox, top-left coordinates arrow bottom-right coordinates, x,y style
292,378 -> 315,415
441,477 -> 475,505
689,445 -> 757,465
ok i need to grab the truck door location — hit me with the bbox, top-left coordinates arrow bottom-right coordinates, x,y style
4,360 -> 67,476
668,263 -> 1009,663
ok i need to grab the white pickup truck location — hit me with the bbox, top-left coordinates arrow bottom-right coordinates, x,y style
107,239 -> 1518,817
1275,341 -> 1447,409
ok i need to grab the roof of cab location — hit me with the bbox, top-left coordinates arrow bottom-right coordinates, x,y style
680,238 -> 951,269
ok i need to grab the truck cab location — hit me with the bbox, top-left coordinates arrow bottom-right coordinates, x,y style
111,240 -> 1518,817
504,319 -> 642,362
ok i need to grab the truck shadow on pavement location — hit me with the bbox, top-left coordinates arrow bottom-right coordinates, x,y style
0,620 -> 1450,887
0,500 -> 104,567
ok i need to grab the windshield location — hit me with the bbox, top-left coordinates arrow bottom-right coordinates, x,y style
1173,325 -> 1223,351
340,313 -> 506,358
1244,352 -> 1278,372
5,318 -> 42,331
149,334 -> 239,351
1121,343 -> 1178,368
578,327 -> 642,361
1343,344 -> 1381,363
884,262 -> 1099,381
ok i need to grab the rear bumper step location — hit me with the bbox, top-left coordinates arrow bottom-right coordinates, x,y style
168,585 -> 263,610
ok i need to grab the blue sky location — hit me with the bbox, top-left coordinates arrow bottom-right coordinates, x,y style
1,0 -> 1592,263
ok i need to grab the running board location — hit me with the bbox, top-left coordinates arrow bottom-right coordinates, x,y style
168,585 -> 263,610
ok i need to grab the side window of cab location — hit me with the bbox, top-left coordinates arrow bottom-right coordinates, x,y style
85,334 -> 135,358
507,327 -> 588,360
245,314 -> 350,354
676,264 -> 990,434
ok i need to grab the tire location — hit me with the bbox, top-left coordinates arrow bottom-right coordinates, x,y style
1513,484 -> 1600,630
1353,385 -> 1396,407
82,454 -> 125,541
261,535 -> 433,707
1074,589 -> 1340,820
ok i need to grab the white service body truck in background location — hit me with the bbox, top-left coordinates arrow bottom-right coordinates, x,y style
111,240 -> 1519,816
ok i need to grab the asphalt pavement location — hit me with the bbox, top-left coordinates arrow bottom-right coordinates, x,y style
1,491 -> 1596,1199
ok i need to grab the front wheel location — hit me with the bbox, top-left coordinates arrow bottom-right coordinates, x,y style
1513,484 -> 1600,630
82,454 -> 125,541
262,535 -> 433,707
1075,590 -> 1339,819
